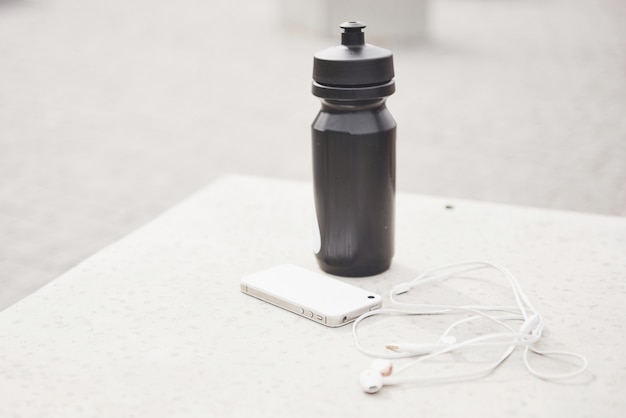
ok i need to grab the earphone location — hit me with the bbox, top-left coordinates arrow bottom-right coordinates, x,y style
353,262 -> 588,393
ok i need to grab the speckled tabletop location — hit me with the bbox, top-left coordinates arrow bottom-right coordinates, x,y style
0,175 -> 624,417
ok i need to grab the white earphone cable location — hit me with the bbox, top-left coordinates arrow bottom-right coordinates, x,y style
353,262 -> 588,388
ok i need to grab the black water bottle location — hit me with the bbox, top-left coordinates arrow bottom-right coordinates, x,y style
312,21 -> 396,277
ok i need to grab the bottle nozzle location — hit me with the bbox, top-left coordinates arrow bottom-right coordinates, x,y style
340,21 -> 366,46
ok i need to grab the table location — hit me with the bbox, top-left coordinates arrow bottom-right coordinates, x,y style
1,175 -> 624,417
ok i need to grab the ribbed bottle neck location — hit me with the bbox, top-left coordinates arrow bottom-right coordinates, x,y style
320,98 -> 387,111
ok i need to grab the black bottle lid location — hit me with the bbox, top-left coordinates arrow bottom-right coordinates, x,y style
313,22 -> 395,100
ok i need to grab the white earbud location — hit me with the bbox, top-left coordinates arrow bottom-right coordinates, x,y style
359,360 -> 393,394
370,359 -> 393,376
359,369 -> 384,394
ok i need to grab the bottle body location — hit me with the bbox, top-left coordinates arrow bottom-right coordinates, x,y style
312,99 -> 396,277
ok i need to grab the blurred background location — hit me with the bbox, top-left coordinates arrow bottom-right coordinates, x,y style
1,0 -> 625,310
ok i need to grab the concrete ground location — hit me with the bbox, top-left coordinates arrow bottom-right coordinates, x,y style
1,0 -> 625,310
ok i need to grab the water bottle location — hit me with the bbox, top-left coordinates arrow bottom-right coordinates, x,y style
312,21 -> 396,277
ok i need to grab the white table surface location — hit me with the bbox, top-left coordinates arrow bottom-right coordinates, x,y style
1,175 -> 624,417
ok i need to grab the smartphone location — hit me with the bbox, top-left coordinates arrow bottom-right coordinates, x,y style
240,264 -> 382,327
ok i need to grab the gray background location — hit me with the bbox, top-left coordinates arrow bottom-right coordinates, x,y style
1,0 -> 625,309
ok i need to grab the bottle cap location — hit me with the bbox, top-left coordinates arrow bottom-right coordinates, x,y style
312,22 -> 395,100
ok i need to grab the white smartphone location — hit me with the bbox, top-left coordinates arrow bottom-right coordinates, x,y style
240,264 -> 382,327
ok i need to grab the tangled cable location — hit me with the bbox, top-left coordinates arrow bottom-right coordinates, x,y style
353,262 -> 588,393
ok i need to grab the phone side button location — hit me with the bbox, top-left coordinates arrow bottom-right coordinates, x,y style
297,307 -> 304,314
306,311 -> 313,318
315,314 -> 323,321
